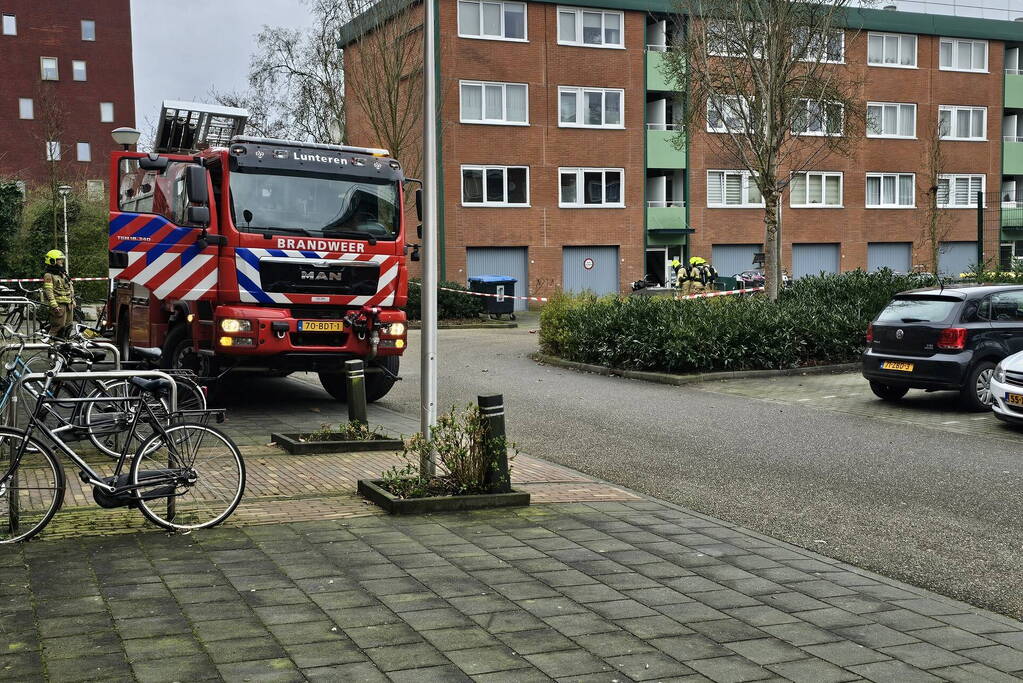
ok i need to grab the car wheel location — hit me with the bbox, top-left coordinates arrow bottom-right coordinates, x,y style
869,381 -> 908,402
960,360 -> 996,412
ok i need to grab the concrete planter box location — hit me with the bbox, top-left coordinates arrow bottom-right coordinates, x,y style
357,478 -> 530,515
271,433 -> 403,455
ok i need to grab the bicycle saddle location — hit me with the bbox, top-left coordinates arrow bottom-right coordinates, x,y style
130,376 -> 173,395
59,344 -> 107,363
132,346 -> 163,362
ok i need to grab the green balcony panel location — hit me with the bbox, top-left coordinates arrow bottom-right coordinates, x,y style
1003,204 -> 1023,231
647,129 -> 685,169
1006,140 -> 1023,175
1006,74 -> 1023,110
647,204 -> 687,232
646,50 -> 679,92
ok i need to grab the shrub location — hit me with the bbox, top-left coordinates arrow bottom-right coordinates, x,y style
539,269 -> 928,373
404,278 -> 485,321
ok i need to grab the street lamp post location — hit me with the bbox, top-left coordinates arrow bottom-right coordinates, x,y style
111,127 -> 141,152
57,185 -> 72,274
420,0 -> 439,475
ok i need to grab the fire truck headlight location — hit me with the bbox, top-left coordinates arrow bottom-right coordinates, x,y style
384,322 -> 406,337
220,318 -> 252,333
219,336 -> 254,347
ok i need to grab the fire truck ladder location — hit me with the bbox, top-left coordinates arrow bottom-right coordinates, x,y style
154,100 -> 249,154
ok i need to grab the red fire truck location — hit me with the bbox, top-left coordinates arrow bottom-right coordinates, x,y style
106,102 -> 414,402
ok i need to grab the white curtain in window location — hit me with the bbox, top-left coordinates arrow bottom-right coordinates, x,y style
971,109 -> 984,138
956,109 -> 970,138
747,179 -> 762,204
898,175 -> 913,205
558,11 -> 575,42
582,12 -> 601,44
459,1 -> 480,35
898,105 -> 914,137
957,41 -> 972,69
461,84 -> 482,120
790,174 -> 806,204
506,85 -> 526,122
883,35 -> 898,63
481,2 -> 501,36
807,174 -> 823,203
899,35 -> 915,65
867,176 -> 881,205
940,40 -> 952,68
824,175 -> 841,204
972,42 -> 985,69
603,12 -> 620,45
868,35 -> 882,63
707,172 -> 723,204
939,109 -> 951,137
560,91 -> 577,123
882,105 -> 896,135
605,91 -> 621,125
484,84 -> 503,120
882,175 -> 896,204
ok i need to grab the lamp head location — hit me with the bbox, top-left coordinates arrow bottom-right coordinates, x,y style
111,126 -> 141,149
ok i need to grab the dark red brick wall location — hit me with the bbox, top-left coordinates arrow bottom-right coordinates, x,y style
0,0 -> 135,189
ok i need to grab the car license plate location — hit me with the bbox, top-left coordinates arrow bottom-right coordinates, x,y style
881,361 -> 914,372
1006,393 -> 1023,407
298,320 -> 344,332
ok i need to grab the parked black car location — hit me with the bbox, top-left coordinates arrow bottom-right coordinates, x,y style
862,285 -> 1023,411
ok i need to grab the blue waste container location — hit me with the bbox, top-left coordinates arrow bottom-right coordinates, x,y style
468,275 -> 517,319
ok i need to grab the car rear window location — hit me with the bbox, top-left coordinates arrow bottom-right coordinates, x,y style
876,296 -> 960,324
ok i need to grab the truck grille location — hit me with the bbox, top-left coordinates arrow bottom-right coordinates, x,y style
261,260 -> 379,296
290,306 -> 350,319
290,332 -> 347,347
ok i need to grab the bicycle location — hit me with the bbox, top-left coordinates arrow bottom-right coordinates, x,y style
0,343 -> 246,542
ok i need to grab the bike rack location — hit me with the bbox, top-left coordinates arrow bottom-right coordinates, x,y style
0,299 -> 43,339
16,370 -> 178,412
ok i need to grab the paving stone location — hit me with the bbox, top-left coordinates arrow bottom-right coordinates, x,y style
832,623 -> 920,649
533,569 -> 599,588
204,635 -> 286,665
804,640 -> 893,667
724,606 -> 800,627
724,637 -> 807,665
624,586 -> 695,607
572,629 -> 656,657
448,594 -> 520,616
688,618 -> 769,643
878,641 -> 971,668
607,651 -> 693,680
543,612 -> 621,637
130,654 -> 220,683
472,610 -> 547,634
178,599 -> 253,622
599,572 -> 663,591
44,652 -> 134,682
525,649 -> 613,677
266,619 -> 347,646
285,639 -> 367,668
958,644 -> 1023,673
891,598 -> 971,617
498,627 -> 576,655
345,622 -> 423,649
471,667 -> 553,682
363,641 -> 449,672
650,634 -> 732,661
420,625 -> 499,652
928,662 -> 1023,682
847,658 -> 944,682
42,630 -> 123,659
793,607 -> 873,630
870,609 -> 944,632
0,651 -> 43,680
388,664 -> 474,682
217,658 -> 305,682
685,655 -> 773,682
518,596 -> 589,618
558,583 -> 628,604
766,657 -> 862,682
656,601 -> 731,624
326,606 -> 401,629
910,625 -> 996,651
617,615 -> 693,639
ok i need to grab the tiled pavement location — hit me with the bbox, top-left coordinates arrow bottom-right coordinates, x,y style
4,500 -> 1023,682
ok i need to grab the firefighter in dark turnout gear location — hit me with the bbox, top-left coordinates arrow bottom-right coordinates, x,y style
676,257 -> 718,295
42,249 -> 74,337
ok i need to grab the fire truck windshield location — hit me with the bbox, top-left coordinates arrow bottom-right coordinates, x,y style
230,169 -> 399,240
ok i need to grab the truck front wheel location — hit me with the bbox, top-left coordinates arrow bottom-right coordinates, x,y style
162,324 -> 202,373
318,356 -> 399,404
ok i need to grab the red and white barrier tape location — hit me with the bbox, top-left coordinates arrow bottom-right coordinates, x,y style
676,286 -> 765,299
0,277 -> 108,283
413,280 -> 762,303
410,281 -> 549,303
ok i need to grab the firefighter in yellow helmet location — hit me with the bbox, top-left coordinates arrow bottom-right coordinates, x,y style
42,249 -> 74,337
677,256 -> 718,296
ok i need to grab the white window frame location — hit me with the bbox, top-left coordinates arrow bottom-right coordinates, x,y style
866,32 -> 917,68
557,86 -> 624,129
706,170 -> 765,208
46,141 -> 61,162
72,60 -> 87,81
2,14 -> 15,35
939,38 -> 987,73
459,81 -> 529,125
460,165 -> 530,207
794,28 -> 844,64
556,7 -> 624,49
81,19 -> 95,41
18,98 -> 33,120
76,142 -> 91,163
938,105 -> 986,141
792,99 -> 843,137
100,102 -> 114,123
937,174 -> 985,208
865,172 -> 916,209
706,95 -> 749,133
558,167 -> 625,208
706,20 -> 763,58
866,102 -> 916,139
40,57 -> 58,81
86,180 -> 104,200
789,171 -> 843,208
457,0 -> 527,42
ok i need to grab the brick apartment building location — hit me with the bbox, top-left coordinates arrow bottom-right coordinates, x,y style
342,2 -> 1023,307
0,0 -> 135,196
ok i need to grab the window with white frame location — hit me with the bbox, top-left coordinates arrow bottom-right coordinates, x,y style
793,28 -> 844,63
790,172 -> 842,207
100,102 -> 114,123
706,170 -> 763,207
2,14 -> 15,35
460,81 -> 528,124
46,141 -> 61,162
559,168 -> 624,207
81,19 -> 95,41
461,166 -> 529,206
76,142 -> 91,162
40,57 -> 58,80
18,98 -> 33,120
558,87 -> 623,128
557,7 -> 623,48
939,38 -> 987,72
867,32 -> 916,67
707,95 -> 749,133
72,60 -> 87,81
457,0 -> 526,41
938,105 -> 986,140
792,100 -> 843,136
866,173 -> 915,208
866,102 -> 916,138
937,174 -> 984,207
86,180 -> 104,200
706,20 -> 762,58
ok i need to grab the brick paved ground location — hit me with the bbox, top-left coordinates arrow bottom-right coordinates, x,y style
4,500 -> 1023,682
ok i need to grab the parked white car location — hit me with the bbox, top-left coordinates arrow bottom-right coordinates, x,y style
989,350 -> 1023,426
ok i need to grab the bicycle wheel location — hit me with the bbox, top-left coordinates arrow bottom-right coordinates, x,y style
83,379 -> 143,459
0,427 -> 65,543
131,423 -> 245,531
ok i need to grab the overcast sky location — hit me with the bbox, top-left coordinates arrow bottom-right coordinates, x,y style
130,0 -> 314,131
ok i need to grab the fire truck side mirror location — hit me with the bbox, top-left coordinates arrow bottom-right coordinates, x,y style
138,154 -> 169,171
415,188 -> 423,222
187,206 -> 210,227
185,166 -> 209,205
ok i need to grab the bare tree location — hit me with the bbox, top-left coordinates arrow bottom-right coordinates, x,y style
918,118 -> 951,278
662,0 -> 868,299
212,0 -> 346,143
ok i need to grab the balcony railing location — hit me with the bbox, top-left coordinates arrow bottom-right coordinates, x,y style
1006,136 -> 1023,144
646,43 -> 668,52
646,200 -> 686,207
1005,201 -> 1023,209
646,123 -> 682,131
1008,68 -> 1021,75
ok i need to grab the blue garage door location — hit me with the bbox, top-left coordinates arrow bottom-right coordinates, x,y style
563,246 -> 620,295
712,244 -> 762,278
792,243 -> 840,279
868,242 -> 912,273
938,241 -> 977,278
466,247 -> 529,311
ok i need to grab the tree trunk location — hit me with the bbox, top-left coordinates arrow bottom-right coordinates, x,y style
764,192 -> 780,301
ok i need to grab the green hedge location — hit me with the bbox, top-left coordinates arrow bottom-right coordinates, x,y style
539,270 -> 929,373
404,278 -> 485,321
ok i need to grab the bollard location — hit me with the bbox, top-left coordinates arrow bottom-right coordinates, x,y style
478,394 -> 510,493
346,359 -> 368,425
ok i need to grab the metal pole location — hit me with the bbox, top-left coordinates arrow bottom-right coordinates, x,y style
420,0 -> 439,476
345,359 -> 368,426
62,193 -> 70,274
977,190 -> 984,273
